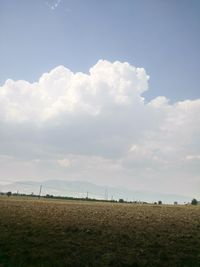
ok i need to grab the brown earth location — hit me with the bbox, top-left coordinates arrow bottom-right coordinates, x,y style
0,197 -> 200,267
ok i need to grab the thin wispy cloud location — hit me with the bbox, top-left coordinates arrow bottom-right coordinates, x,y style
46,0 -> 62,11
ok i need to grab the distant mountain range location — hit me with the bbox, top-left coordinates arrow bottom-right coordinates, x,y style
0,179 -> 192,204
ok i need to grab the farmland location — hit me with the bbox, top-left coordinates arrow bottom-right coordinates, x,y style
0,197 -> 200,267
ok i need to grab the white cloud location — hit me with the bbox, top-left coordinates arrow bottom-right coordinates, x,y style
148,96 -> 169,108
57,158 -> 71,168
0,60 -> 199,196
46,0 -> 62,11
0,60 -> 148,122
0,60 -> 149,122
185,155 -> 200,160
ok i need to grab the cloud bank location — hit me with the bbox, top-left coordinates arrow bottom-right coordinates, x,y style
0,60 -> 199,197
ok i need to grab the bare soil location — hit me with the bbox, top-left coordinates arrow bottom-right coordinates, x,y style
0,197 -> 200,267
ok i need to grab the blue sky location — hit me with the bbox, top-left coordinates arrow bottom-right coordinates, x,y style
1,0 -> 200,102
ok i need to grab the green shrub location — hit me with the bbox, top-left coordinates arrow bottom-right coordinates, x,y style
191,198 -> 198,205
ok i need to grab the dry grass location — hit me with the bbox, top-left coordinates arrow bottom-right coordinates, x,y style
0,197 -> 200,267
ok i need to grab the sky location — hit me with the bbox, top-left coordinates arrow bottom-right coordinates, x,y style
0,0 -> 200,197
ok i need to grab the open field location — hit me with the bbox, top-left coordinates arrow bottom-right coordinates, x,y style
0,197 -> 200,267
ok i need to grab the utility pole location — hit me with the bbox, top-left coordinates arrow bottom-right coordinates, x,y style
38,184 -> 42,198
105,188 -> 108,201
86,191 -> 89,199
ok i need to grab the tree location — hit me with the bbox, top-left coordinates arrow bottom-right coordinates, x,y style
158,200 -> 162,205
7,191 -> 12,197
119,198 -> 124,203
191,198 -> 198,205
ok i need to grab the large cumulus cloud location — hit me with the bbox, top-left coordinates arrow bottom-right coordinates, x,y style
0,60 -> 199,196
0,60 -> 148,122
